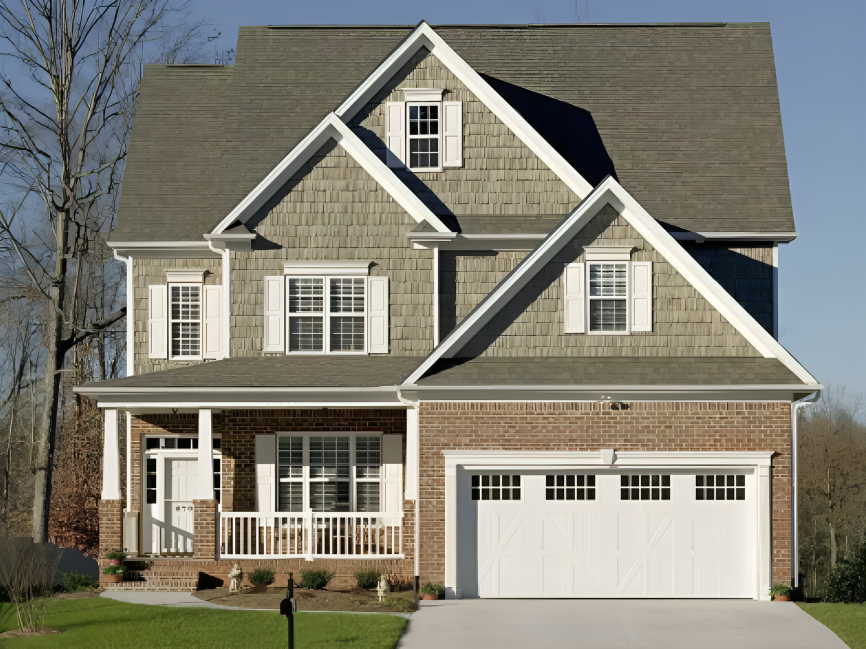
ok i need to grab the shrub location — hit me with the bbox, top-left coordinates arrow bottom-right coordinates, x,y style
769,583 -> 792,599
249,568 -> 275,586
101,565 -> 127,575
381,595 -> 416,612
301,569 -> 334,590
825,544 -> 866,604
61,571 -> 96,593
104,550 -> 128,560
420,582 -> 445,596
0,533 -> 63,633
355,569 -> 381,590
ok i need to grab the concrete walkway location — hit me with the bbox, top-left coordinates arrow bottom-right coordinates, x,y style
100,591 -> 229,609
396,599 -> 848,649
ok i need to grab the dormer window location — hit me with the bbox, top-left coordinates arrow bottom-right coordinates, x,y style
386,88 -> 462,171
563,248 -> 653,335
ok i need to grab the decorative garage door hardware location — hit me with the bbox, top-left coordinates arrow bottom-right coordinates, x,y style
471,475 -> 521,501
545,475 -> 596,500
620,474 -> 671,500
696,475 -> 746,501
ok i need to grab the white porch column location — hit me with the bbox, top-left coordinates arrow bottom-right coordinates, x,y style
758,463 -> 772,600
198,408 -> 215,500
101,409 -> 121,500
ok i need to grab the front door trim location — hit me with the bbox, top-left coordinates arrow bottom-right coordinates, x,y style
443,450 -> 774,601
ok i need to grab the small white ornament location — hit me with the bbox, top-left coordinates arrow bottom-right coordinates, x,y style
377,574 -> 391,602
228,563 -> 242,593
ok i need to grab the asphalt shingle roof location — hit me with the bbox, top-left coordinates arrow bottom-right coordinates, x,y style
113,23 -> 795,242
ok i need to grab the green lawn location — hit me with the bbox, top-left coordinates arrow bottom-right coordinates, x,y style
0,597 -> 407,648
797,602 -> 866,649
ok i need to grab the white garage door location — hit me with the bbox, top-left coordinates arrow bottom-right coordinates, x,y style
466,471 -> 755,598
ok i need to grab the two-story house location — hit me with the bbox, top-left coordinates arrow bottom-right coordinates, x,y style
75,22 -> 820,599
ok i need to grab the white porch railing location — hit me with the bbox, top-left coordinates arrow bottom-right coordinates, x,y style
218,511 -> 403,559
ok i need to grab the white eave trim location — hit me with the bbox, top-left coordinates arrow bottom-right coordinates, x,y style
402,87 -> 444,102
670,232 -> 798,243
211,114 -> 451,235
335,21 -> 593,200
284,260 -> 373,276
403,176 -> 819,386
165,269 -> 207,283
107,241 -> 221,259
585,245 -> 635,261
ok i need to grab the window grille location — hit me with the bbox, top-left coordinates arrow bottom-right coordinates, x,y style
408,104 -> 440,169
696,474 -> 745,501
589,263 -> 627,332
471,475 -> 521,501
620,474 -> 671,500
169,284 -> 201,357
545,475 -> 596,500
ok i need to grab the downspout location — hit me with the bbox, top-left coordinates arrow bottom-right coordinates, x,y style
792,391 -> 820,587
206,240 -> 231,359
397,388 -> 420,594
113,249 -> 134,512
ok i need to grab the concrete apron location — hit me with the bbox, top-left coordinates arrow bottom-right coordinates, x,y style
397,599 -> 847,649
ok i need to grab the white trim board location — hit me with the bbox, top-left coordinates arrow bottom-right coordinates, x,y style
211,115 -> 451,235
403,176 -> 818,386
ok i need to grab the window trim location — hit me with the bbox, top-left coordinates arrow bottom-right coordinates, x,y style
406,101 -> 443,173
168,282 -> 203,360
276,432 -> 385,514
586,261 -> 630,336
285,275 -> 367,355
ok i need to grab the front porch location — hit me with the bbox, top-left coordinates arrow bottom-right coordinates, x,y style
97,407 -> 414,589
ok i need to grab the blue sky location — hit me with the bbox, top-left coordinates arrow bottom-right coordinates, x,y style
191,0 -> 865,396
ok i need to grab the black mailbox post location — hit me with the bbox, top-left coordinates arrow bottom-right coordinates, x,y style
279,574 -> 296,649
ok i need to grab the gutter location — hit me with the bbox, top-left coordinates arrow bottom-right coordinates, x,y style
791,390 -> 820,588
112,248 -> 134,513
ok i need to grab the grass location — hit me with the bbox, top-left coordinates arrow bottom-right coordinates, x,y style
797,602 -> 866,649
0,597 -> 407,648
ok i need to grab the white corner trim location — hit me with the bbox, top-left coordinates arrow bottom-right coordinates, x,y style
284,260 -> 373,276
165,269 -> 207,283
402,87 -> 444,102
585,245 -> 635,261
334,22 -> 593,200
211,114 -> 451,235
403,177 -> 818,386
112,249 -> 134,377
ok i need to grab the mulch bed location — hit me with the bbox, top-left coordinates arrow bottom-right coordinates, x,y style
192,586 -> 417,613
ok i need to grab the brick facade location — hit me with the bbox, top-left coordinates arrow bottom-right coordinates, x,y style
417,400 -> 793,586
193,499 -> 218,559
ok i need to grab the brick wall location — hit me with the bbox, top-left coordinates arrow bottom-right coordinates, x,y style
129,415 -> 199,512
417,401 -> 793,585
98,499 -> 123,555
193,499 -> 218,559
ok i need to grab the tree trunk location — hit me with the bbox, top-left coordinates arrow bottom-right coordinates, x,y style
829,522 -> 837,570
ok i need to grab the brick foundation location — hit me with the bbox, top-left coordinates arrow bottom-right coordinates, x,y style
98,499 -> 123,555
417,400 -> 793,586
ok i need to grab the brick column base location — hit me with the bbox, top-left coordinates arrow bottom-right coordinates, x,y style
193,499 -> 218,559
99,499 -> 123,555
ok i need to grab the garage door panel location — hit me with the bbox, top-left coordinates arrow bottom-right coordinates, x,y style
617,512 -> 641,553
542,513 -> 569,553
543,557 -> 568,596
498,557 -> 523,596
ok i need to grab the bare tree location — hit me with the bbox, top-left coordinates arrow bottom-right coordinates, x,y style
0,0 -> 214,542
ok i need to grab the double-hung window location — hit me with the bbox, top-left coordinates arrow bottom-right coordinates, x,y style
263,263 -> 389,355
385,88 -> 462,171
270,433 -> 399,515
563,249 -> 653,335
148,270 -> 223,360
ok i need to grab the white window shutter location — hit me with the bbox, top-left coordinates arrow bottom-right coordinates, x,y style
382,435 -> 403,521
367,276 -> 389,354
631,261 -> 653,332
442,101 -> 463,167
262,276 -> 285,353
563,263 -> 585,333
385,102 -> 405,167
255,435 -> 276,513
148,285 -> 167,358
203,285 -> 222,359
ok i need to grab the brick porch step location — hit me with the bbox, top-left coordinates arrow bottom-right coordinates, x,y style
102,578 -> 198,592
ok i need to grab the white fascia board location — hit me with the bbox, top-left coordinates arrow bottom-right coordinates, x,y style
211,114 -> 450,235
403,176 -> 819,386
444,450 -> 773,468
670,232 -> 797,243
107,241 -> 220,259
335,22 -> 593,200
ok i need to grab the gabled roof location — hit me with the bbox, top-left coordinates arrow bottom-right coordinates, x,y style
403,176 -> 818,386
113,22 -> 795,242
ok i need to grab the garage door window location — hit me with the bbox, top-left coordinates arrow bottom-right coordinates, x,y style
696,474 -> 745,501
545,475 -> 596,500
620,474 -> 670,500
471,475 -> 521,501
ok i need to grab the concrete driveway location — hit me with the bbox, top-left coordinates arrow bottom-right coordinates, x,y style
397,599 -> 847,649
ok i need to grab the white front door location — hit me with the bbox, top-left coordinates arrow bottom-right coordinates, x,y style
165,458 -> 198,554
467,470 -> 755,598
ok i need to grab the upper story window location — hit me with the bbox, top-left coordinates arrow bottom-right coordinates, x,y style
563,248 -> 653,335
148,270 -> 223,361
386,88 -> 462,171
263,262 -> 389,355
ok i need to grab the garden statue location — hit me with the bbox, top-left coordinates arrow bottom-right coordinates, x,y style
377,574 -> 390,602
229,563 -> 242,593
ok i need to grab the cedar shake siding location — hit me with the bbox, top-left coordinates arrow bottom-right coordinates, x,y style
417,401 -> 793,585
134,258 -> 222,376
447,207 -> 761,358
229,140 -> 435,357
352,48 -> 580,217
